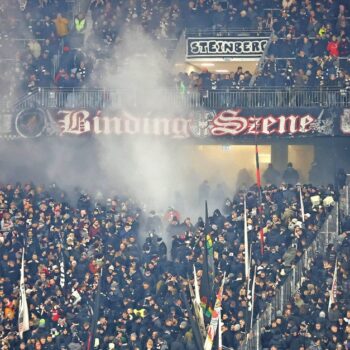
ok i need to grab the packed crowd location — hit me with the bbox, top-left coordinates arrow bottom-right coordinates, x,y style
87,0 -> 276,45
175,68 -> 253,96
0,1 -> 61,103
177,0 -> 350,93
261,239 -> 350,350
255,0 -> 350,90
0,173 -> 339,349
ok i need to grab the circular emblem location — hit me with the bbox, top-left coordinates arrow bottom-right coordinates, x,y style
188,110 -> 215,138
14,108 -> 47,138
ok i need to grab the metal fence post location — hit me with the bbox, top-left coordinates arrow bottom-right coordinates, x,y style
292,267 -> 296,294
327,216 -> 329,246
347,185 -> 349,216
256,318 -> 260,350
280,285 -> 284,310
336,202 -> 339,239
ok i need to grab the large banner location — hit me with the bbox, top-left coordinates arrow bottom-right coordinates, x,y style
186,37 -> 269,59
11,107 -> 350,139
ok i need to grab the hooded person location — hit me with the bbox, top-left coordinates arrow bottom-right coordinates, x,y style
263,163 -> 281,185
282,163 -> 300,185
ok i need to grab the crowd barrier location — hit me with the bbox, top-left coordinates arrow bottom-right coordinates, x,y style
185,28 -> 271,37
12,87 -> 350,111
342,182 -> 350,217
239,202 -> 339,350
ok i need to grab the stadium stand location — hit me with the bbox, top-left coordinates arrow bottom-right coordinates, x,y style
1,0 -> 349,103
0,180 -> 338,349
260,241 -> 350,350
1,1 -> 350,349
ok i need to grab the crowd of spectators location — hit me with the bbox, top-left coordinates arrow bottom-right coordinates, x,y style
0,175 -> 340,349
175,0 -> 350,94
254,0 -> 350,90
87,0 -> 276,46
0,1 -> 70,105
261,238 -> 350,350
175,68 -> 253,96
1,0 -> 350,104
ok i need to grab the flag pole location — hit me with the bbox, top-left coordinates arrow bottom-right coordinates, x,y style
181,290 -> 204,350
299,186 -> 305,222
328,258 -> 338,311
218,308 -> 223,350
204,273 -> 226,350
201,200 -> 215,321
193,265 -> 207,340
18,248 -> 30,339
244,195 -> 250,281
87,267 -> 103,350
254,115 -> 264,256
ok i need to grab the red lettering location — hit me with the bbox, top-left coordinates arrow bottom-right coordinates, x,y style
246,117 -> 262,135
261,116 -> 278,135
299,115 -> 315,133
210,110 -> 248,136
55,109 -> 318,138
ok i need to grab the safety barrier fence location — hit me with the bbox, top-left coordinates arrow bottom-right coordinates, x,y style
12,87 -> 350,112
185,28 -> 271,38
239,202 -> 339,350
342,182 -> 350,217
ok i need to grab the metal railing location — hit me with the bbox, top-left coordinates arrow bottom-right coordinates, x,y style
240,203 -> 339,350
185,28 -> 271,38
341,180 -> 350,217
340,186 -> 349,218
199,88 -> 350,108
11,87 -> 350,111
249,32 -> 273,87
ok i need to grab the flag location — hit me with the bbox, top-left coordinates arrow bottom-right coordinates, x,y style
249,266 -> 257,329
204,273 -> 226,350
218,309 -> 222,350
299,186 -> 305,222
58,233 -> 65,289
87,268 -> 103,350
181,290 -> 204,350
200,232 -> 215,318
193,265 -> 201,305
60,249 -> 65,289
328,259 -> 338,311
18,249 -> 30,339
179,81 -> 187,95
200,201 -> 215,318
259,228 -> 264,256
244,195 -> 250,281
193,266 -> 206,340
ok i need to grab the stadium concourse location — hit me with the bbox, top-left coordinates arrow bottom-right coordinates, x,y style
0,179 -> 346,350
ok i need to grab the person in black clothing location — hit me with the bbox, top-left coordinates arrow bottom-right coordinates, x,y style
263,163 -> 281,185
282,163 -> 300,185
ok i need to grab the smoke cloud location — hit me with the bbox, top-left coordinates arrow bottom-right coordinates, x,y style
0,25 -> 222,224
0,24 -> 339,225
95,25 -> 202,214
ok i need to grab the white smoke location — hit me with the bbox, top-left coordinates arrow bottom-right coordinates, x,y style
95,25 -> 206,215
0,25 -> 233,224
